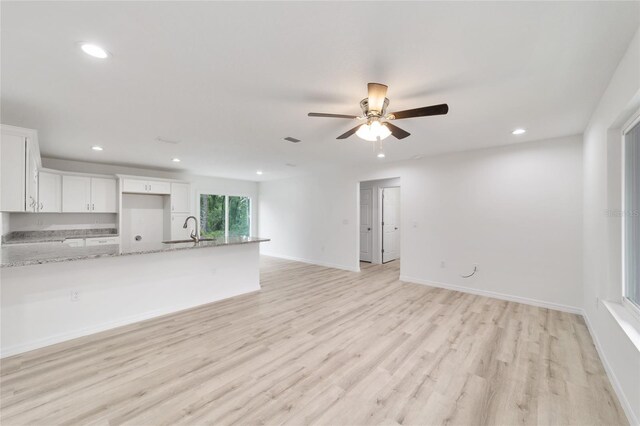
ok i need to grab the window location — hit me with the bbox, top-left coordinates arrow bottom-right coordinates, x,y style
199,194 -> 251,238
624,116 -> 640,309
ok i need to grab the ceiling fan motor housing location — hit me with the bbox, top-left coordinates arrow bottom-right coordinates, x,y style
360,97 -> 390,118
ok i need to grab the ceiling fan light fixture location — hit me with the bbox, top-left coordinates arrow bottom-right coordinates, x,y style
356,120 -> 391,142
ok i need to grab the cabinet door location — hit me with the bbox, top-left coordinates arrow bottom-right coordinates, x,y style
170,183 -> 190,212
62,176 -> 91,212
0,134 -> 26,212
91,178 -> 117,213
38,172 -> 62,212
122,179 -> 148,194
26,141 -> 39,212
148,181 -> 171,195
170,213 -> 192,241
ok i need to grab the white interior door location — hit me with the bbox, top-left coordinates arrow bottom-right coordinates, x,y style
382,187 -> 400,263
360,188 -> 373,262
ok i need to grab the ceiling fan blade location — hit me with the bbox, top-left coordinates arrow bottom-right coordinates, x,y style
336,125 -> 361,139
383,122 -> 411,139
367,83 -> 388,113
308,112 -> 359,119
389,103 -> 449,120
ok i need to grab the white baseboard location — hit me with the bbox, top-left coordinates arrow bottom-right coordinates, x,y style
261,252 -> 360,272
0,289 -> 259,359
399,275 -> 582,314
582,310 -> 639,426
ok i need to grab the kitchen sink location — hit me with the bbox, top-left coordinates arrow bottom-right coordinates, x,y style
162,238 -> 217,244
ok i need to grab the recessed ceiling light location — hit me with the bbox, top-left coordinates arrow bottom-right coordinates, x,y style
80,43 -> 109,59
256,170 -> 263,175
512,128 -> 526,135
91,146 -> 103,151
172,158 -> 181,163
377,152 -> 386,158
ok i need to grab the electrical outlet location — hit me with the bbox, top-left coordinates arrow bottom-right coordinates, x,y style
440,261 -> 446,268
70,290 -> 80,302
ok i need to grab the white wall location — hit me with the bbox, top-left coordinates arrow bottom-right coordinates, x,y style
41,157 -> 260,236
360,177 -> 401,264
260,135 -> 584,311
7,212 -> 116,232
582,28 -> 640,424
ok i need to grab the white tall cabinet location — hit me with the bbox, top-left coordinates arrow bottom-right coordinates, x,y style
0,125 -> 40,212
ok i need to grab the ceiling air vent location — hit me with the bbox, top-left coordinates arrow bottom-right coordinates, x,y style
284,137 -> 301,143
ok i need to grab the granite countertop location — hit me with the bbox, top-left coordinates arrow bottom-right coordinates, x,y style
2,229 -> 119,245
1,236 -> 270,268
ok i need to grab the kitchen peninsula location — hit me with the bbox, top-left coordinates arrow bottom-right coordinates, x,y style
1,236 -> 269,357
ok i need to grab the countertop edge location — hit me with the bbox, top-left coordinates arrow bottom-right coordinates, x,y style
1,238 -> 270,268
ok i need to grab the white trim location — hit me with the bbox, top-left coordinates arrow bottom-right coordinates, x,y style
622,108 -> 640,323
261,252 -> 360,273
0,289 -> 260,359
582,310 -> 639,426
399,275 -> 582,314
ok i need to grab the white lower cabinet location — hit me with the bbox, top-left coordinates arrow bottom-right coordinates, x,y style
85,236 -> 120,246
63,238 -> 85,248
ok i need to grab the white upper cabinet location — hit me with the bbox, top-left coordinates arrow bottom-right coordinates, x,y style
38,172 -> 62,212
62,176 -> 117,213
148,181 -> 171,195
62,176 -> 92,212
0,133 -> 26,212
170,183 -> 190,213
91,178 -> 117,213
26,142 -> 39,212
122,178 -> 170,195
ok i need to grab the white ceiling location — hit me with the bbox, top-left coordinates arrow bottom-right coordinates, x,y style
2,1 -> 638,181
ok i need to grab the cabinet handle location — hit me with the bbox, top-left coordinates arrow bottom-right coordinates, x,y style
92,203 -> 95,211
87,203 -> 90,211
40,202 -> 44,211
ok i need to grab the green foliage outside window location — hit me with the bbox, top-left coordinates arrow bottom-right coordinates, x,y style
228,196 -> 250,236
200,194 -> 225,238
199,194 -> 251,238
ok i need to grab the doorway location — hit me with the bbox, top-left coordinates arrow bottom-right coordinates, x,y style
382,186 -> 400,263
359,178 -> 401,264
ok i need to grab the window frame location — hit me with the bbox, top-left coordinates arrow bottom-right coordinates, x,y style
196,192 -> 252,239
621,109 -> 640,322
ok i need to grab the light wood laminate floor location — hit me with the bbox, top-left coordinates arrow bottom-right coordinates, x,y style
1,257 -> 627,425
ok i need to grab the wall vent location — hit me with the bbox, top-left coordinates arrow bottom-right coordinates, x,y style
284,137 -> 301,143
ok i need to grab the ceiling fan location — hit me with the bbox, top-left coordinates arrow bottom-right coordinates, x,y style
308,83 -> 449,141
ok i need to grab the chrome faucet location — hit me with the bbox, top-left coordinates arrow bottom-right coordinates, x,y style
183,216 -> 200,243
